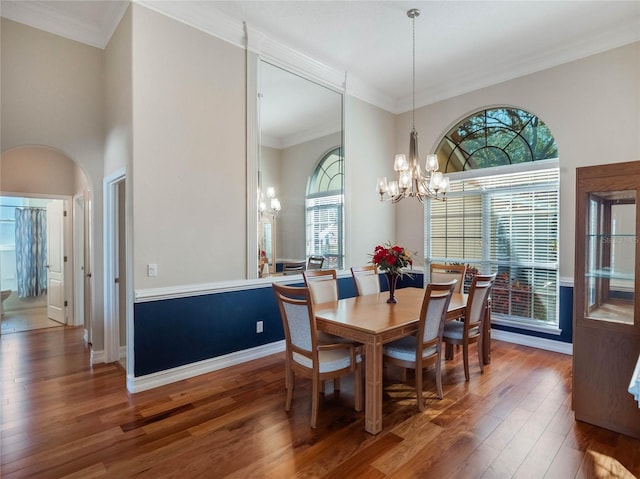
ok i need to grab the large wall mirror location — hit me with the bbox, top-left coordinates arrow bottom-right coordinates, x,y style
256,59 -> 344,277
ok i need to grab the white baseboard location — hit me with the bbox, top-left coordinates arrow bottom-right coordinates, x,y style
127,340 -> 286,393
91,349 -> 105,365
492,329 -> 573,355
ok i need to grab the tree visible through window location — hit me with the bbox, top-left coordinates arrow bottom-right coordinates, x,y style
427,107 -> 560,327
306,147 -> 344,269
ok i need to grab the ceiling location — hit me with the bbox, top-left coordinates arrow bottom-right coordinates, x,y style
2,0 -> 639,114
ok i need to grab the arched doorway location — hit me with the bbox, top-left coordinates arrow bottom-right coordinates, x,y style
0,146 -> 92,337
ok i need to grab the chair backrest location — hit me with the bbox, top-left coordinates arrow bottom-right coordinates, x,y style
272,283 -> 316,358
418,280 -> 456,347
430,263 -> 466,294
303,269 -> 338,304
307,256 -> 325,270
283,261 -> 306,274
465,273 -> 497,337
350,265 -> 381,296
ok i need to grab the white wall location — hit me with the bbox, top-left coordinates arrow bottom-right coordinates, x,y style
131,5 -> 246,289
395,41 -> 640,278
104,6 -> 132,177
0,18 -> 105,348
344,96 -> 398,268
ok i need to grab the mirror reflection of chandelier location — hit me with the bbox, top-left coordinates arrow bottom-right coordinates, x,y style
377,8 -> 449,204
259,186 -> 281,215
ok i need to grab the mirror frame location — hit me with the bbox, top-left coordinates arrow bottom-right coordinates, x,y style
245,33 -> 346,279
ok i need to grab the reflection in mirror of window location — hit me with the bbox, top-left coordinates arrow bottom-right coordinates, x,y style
306,148 -> 344,270
255,59 -> 344,277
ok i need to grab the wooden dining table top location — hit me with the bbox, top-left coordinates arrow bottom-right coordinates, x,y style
314,287 -> 467,337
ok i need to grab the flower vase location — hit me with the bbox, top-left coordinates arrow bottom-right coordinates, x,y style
385,272 -> 399,303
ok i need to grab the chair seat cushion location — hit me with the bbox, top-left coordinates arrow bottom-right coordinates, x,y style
293,349 -> 361,373
442,321 -> 479,340
382,336 -> 437,362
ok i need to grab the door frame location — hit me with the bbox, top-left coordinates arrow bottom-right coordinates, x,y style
0,192 -> 73,323
103,167 -> 126,364
73,193 -> 85,328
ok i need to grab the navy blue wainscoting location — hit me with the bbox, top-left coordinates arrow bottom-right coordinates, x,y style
134,287 -> 284,376
133,272 -> 425,377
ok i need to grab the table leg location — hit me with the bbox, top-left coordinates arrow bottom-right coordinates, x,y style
445,343 -> 454,360
364,338 -> 383,434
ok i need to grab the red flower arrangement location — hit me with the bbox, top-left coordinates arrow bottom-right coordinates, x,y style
371,242 -> 415,277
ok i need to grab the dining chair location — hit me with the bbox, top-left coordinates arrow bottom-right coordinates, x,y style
442,273 -> 496,381
350,265 -> 381,296
430,263 -> 466,294
283,261 -> 306,275
307,256 -> 325,270
303,269 -> 359,349
303,269 -> 338,304
382,280 -> 456,411
272,283 -> 363,428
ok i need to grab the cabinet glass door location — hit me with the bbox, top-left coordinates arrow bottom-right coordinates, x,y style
585,190 -> 635,324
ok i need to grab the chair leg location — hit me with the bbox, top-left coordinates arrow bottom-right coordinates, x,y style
400,367 -> 408,382
285,369 -> 294,411
415,365 -> 424,412
435,355 -> 443,399
311,376 -> 319,428
477,337 -> 484,374
334,377 -> 341,391
463,342 -> 470,381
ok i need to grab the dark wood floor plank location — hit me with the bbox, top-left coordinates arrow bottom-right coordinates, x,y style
2,326 -> 640,478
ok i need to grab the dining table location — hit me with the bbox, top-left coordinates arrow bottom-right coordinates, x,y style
314,286 -> 489,435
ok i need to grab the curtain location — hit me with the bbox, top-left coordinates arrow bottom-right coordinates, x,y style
15,207 -> 47,298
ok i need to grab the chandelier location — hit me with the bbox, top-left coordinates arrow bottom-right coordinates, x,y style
259,186 -> 281,215
377,8 -> 449,203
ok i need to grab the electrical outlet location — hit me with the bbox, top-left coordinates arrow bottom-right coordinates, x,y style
148,264 -> 157,277
256,321 -> 264,333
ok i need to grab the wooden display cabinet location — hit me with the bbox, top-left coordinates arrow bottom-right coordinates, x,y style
573,161 -> 640,438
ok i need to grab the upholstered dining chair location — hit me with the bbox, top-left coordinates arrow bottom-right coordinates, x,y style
442,273 -> 496,381
307,256 -> 325,270
382,280 -> 456,411
303,269 -> 338,304
430,263 -> 466,294
272,283 -> 363,428
350,265 -> 381,296
283,261 -> 306,274
303,269 -> 359,350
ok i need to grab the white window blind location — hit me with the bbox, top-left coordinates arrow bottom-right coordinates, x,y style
306,194 -> 344,269
427,166 -> 559,325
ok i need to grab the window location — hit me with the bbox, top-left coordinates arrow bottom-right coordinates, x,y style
306,147 -> 344,269
427,108 -> 559,329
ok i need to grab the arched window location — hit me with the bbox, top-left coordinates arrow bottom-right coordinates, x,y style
306,147 -> 344,269
438,107 -> 558,172
427,107 -> 560,330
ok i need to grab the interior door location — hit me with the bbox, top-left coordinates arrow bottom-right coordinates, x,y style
46,201 -> 65,323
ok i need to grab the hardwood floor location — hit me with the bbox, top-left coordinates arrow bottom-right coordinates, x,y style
2,327 -> 639,478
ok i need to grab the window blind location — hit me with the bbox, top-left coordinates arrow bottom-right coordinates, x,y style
427,167 -> 559,324
306,194 -> 344,269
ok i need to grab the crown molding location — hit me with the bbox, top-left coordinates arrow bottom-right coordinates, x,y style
1,0 -> 128,49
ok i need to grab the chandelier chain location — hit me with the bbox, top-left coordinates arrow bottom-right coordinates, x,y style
412,11 -> 416,129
